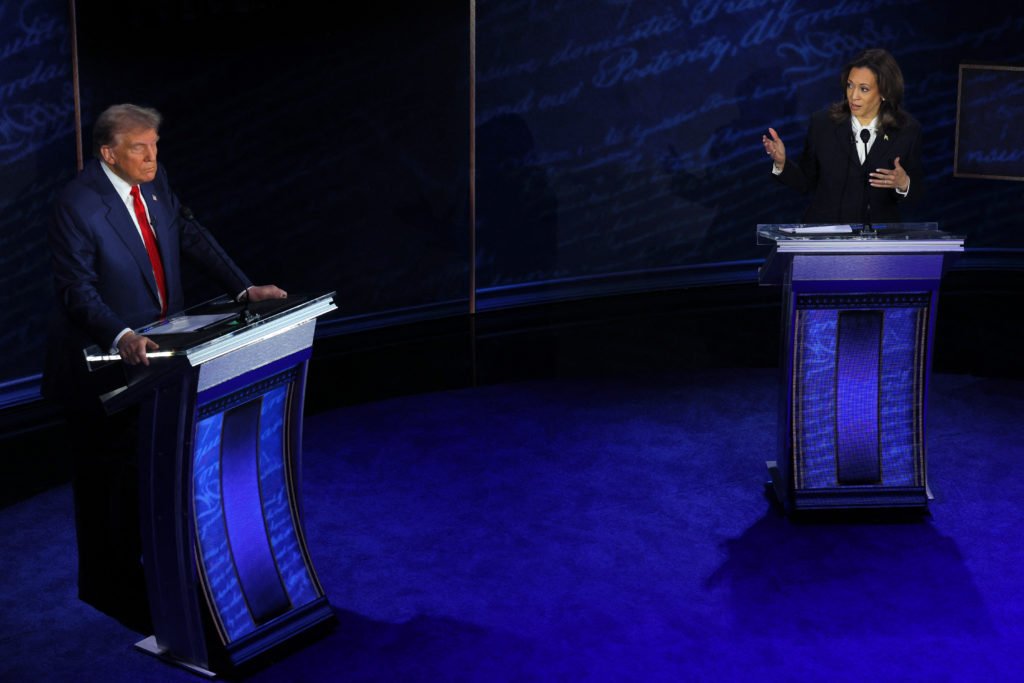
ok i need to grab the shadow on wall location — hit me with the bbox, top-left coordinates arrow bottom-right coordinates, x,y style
475,113 -> 559,288
667,66 -> 805,260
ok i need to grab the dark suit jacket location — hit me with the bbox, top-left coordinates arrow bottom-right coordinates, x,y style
43,159 -> 251,401
774,109 -> 925,224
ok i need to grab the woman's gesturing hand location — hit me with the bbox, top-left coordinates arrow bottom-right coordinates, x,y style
762,127 -> 786,169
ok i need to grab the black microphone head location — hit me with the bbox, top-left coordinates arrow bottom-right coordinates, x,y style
860,128 -> 871,144
179,205 -> 195,221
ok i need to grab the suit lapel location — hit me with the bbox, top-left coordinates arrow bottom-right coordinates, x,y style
833,120 -> 858,167
85,161 -> 163,307
140,180 -> 173,250
838,117 -> 897,170
865,128 -> 896,170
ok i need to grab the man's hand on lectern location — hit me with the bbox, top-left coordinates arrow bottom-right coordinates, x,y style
118,331 -> 159,366
245,285 -> 288,302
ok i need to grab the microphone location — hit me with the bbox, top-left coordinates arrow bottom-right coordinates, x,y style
859,128 -> 873,233
178,205 -> 259,324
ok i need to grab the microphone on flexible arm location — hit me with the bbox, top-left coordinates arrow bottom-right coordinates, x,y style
178,205 -> 260,325
859,128 -> 874,234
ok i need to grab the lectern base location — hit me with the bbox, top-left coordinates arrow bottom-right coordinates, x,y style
765,460 -> 785,509
134,636 -> 216,678
766,461 -> 931,511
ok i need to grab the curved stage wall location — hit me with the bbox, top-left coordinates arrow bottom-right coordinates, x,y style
2,1 -> 1024,403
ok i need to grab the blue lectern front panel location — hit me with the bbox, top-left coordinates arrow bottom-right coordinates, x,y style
194,411 -> 253,640
193,364 -> 324,645
257,386 -> 319,607
793,296 -> 926,491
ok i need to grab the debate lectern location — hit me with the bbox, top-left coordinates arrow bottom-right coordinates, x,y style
758,225 -> 963,511
85,292 -> 338,675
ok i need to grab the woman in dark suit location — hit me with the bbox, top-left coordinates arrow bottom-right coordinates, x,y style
762,48 -> 923,224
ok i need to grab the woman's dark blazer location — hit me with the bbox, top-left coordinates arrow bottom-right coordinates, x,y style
774,108 -> 925,224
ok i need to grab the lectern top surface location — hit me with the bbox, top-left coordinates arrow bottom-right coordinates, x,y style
756,223 -> 963,247
83,291 -> 337,369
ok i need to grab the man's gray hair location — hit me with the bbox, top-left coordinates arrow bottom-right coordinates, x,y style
92,104 -> 162,158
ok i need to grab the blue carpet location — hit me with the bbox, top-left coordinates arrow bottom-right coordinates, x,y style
2,369 -> 1022,681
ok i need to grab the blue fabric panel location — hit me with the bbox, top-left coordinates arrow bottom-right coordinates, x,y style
879,308 -> 922,486
836,311 -> 882,484
796,309 -> 838,489
221,399 -> 292,624
259,386 -> 319,607
193,413 -> 256,641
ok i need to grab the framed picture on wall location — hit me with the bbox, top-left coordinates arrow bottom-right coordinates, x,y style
954,63 -> 1024,182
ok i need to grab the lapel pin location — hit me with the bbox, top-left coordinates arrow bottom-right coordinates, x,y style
152,194 -> 158,201
884,134 -> 889,141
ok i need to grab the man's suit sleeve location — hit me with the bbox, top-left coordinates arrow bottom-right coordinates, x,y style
49,193 -> 131,349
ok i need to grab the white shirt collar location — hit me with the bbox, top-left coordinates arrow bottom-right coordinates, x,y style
851,115 -> 879,137
99,160 -> 154,236
99,160 -> 136,203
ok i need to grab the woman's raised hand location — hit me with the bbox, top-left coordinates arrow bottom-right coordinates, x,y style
762,127 -> 786,168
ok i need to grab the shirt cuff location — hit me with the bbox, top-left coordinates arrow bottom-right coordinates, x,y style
771,162 -> 783,175
895,178 -> 910,196
111,327 -> 133,353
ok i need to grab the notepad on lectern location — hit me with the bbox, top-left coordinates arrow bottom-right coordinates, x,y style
778,225 -> 854,234
138,313 -> 236,335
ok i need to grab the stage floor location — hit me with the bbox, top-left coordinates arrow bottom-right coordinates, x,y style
2,368 -> 1022,681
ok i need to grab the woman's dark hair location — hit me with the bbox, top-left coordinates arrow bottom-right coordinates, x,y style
829,48 -> 907,131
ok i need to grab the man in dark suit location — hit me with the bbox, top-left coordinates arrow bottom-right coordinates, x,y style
761,48 -> 924,224
44,103 -> 286,630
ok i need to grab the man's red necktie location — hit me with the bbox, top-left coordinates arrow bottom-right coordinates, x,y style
130,185 -> 168,317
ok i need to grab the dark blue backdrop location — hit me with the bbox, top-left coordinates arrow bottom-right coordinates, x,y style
474,0 -> 1024,296
2,0 -> 1023,396
0,0 -> 76,399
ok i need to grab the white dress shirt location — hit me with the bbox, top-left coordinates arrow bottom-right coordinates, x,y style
851,115 -> 877,165
100,161 -> 155,244
100,162 -> 159,351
